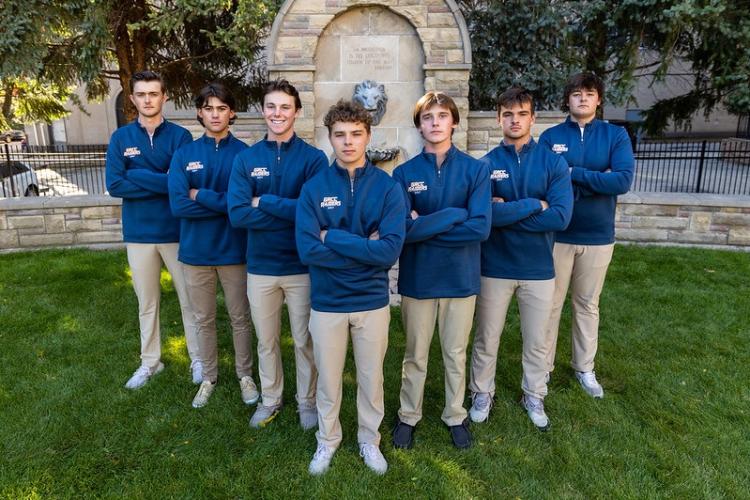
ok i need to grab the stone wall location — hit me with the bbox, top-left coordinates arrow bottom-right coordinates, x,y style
0,196 -> 122,252
615,192 -> 750,249
3,193 -> 750,253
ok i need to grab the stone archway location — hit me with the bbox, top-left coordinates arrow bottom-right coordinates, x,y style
266,0 -> 472,151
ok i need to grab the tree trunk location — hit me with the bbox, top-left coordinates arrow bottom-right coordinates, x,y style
110,0 -> 150,122
1,80 -> 14,127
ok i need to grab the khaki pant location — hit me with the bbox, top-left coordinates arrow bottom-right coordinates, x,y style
126,243 -> 200,370
546,242 -> 614,373
184,264 -> 253,382
398,296 -> 476,427
309,306 -> 390,449
248,273 -> 315,408
471,277 -> 555,400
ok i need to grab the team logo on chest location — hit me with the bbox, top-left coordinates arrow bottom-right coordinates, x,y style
407,181 -> 428,193
186,161 -> 204,172
491,169 -> 509,181
552,144 -> 568,154
320,196 -> 342,209
251,167 -> 270,178
124,147 -> 141,158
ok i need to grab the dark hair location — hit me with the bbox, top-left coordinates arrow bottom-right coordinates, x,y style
129,70 -> 166,94
562,72 -> 605,112
194,82 -> 237,127
412,91 -> 460,128
497,86 -> 535,115
324,100 -> 372,134
263,79 -> 302,110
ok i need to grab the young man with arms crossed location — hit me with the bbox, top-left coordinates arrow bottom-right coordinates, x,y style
106,71 -> 202,389
228,80 -> 328,429
296,100 -> 406,475
539,72 -> 634,399
392,91 -> 491,450
468,87 -> 572,431
168,83 -> 257,408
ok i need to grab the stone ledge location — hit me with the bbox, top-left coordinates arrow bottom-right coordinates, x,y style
0,195 -> 121,211
619,192 -> 750,208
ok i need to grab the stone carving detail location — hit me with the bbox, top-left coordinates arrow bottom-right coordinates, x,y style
353,80 -> 388,126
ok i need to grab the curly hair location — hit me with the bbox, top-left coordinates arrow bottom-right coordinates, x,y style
324,100 -> 372,134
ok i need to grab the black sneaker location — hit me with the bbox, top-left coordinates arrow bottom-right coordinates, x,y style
449,418 -> 472,449
392,418 -> 415,449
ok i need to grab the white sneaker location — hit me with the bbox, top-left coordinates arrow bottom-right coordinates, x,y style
124,362 -> 164,390
298,402 -> 318,431
192,380 -> 215,408
239,376 -> 259,405
308,443 -> 336,476
190,360 -> 203,385
359,443 -> 388,475
576,371 -> 604,399
469,392 -> 493,423
521,394 -> 550,431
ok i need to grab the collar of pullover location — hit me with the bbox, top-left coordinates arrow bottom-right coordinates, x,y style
565,116 -> 599,131
135,117 -> 167,136
333,159 -> 371,180
200,132 -> 233,147
420,143 -> 457,165
499,138 -> 536,155
263,132 -> 297,151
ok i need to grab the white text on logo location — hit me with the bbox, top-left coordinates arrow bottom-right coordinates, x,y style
407,181 -> 428,193
251,167 -> 270,178
186,161 -> 204,172
320,196 -> 342,209
491,169 -> 509,181
552,144 -> 568,153
124,147 -> 141,158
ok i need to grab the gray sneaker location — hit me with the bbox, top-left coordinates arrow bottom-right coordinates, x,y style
239,376 -> 259,405
521,394 -> 550,431
469,392 -> 493,423
359,442 -> 388,475
190,360 -> 203,385
298,403 -> 318,431
124,362 -> 164,390
249,403 -> 282,428
575,371 -> 604,399
192,380 -> 215,408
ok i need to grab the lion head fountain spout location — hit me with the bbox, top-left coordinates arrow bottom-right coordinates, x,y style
353,80 -> 401,165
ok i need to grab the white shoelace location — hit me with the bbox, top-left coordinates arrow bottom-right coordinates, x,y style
474,394 -> 491,411
314,444 -> 334,461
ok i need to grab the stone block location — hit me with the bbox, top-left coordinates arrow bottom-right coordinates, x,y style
308,14 -> 335,30
7,215 -> 44,229
19,233 -> 75,247
396,6 -> 428,27
468,130 -> 489,145
631,216 -> 689,230
615,228 -> 669,242
398,35 -> 425,81
371,6 -> 415,34
728,228 -> 750,245
427,13 -> 455,28
66,219 -> 102,232
0,229 -> 18,249
75,231 -> 123,244
323,6 -> 369,35
289,0 -> 327,14
711,212 -> 750,227
447,49 -> 465,64
81,206 -> 119,219
669,231 -> 726,245
688,212 -> 711,232
315,34 -> 341,81
417,27 -> 460,43
0,216 -> 5,230
44,215 -> 66,233
618,204 -> 679,216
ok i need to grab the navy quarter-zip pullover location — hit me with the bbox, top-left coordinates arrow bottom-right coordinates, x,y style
106,119 -> 192,242
228,134 -> 328,276
393,145 -> 491,299
538,117 -> 634,245
168,133 -> 248,266
295,161 -> 406,313
481,139 -> 573,280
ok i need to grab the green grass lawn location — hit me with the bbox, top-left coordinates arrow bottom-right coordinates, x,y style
0,245 -> 748,499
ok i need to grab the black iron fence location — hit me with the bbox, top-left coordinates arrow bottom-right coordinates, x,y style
3,139 -> 750,198
632,139 -> 750,195
1,143 -> 107,197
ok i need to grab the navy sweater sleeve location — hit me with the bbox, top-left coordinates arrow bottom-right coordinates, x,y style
324,183 -> 406,267
168,151 -> 222,219
258,149 -> 327,222
105,136 -> 153,199
491,198 -> 543,227
432,164 -> 491,246
127,169 -> 169,194
570,127 -> 634,196
227,154 -> 294,230
295,185 -> 360,270
508,156 -> 573,232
